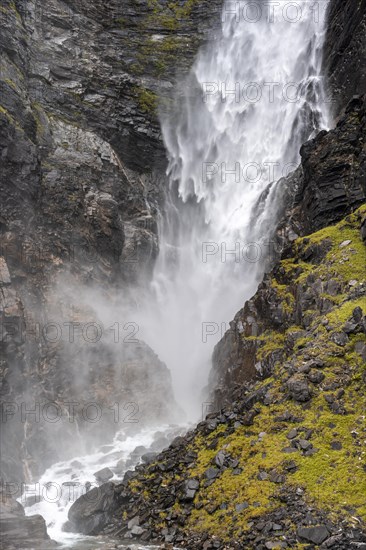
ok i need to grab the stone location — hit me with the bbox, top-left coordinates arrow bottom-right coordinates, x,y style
308,370 -> 325,384
205,467 -> 219,480
235,502 -> 249,512
68,482 -> 118,535
0,258 -> 11,285
214,451 -> 226,468
287,428 -> 298,440
265,542 -> 286,549
123,470 -> 136,482
287,375 -> 311,402
331,332 -> 349,346
186,478 -> 200,490
330,441 -> 342,450
339,239 -> 352,248
141,452 -> 158,464
94,467 -> 114,483
131,525 -> 145,536
297,525 -> 330,545
353,306 -> 364,323
298,439 -> 313,451
128,516 -> 140,530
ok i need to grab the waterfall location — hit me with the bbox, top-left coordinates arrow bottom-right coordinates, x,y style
21,2 -> 332,544
136,0 -> 330,418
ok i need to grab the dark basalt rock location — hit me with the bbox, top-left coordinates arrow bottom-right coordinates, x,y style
297,525 -> 330,545
323,0 -> 366,118
68,482 -> 118,535
0,0 -> 221,486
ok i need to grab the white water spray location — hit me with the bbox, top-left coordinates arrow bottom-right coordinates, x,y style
136,0 -> 330,417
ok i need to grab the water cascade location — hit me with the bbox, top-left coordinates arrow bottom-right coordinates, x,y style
136,0 -> 330,416
23,0 -> 330,545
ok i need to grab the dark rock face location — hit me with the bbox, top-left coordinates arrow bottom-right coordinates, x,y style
323,0 -> 366,118
0,493 -> 54,549
68,482 -> 118,535
292,96 -> 366,234
0,0 -> 221,486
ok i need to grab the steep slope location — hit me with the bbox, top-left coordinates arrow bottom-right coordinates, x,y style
71,97 -> 366,549
77,205 -> 366,550
323,0 -> 366,118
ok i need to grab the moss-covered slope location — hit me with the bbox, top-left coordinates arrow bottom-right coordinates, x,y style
93,206 -> 366,549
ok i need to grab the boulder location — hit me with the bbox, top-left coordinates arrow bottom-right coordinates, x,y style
68,482 -> 118,535
287,375 -> 311,402
297,525 -> 330,545
94,467 -> 114,483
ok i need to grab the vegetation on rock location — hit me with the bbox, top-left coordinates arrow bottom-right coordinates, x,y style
98,206 -> 366,548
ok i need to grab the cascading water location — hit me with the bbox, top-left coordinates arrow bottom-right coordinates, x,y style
136,0 -> 330,418
22,0 -> 331,545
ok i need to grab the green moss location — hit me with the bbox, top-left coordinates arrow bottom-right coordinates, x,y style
122,208 -> 366,544
134,87 -> 158,115
326,297 -> 366,326
256,331 -> 285,361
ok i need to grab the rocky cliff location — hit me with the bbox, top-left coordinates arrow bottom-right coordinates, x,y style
2,0 -> 366,549
323,0 -> 366,118
72,213 -> 366,548
0,0 -> 221,487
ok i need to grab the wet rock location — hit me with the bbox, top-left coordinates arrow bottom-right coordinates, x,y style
68,482 -> 118,535
123,470 -> 136,482
127,516 -> 140,530
131,525 -> 145,536
94,467 -> 114,483
0,495 -> 54,549
141,452 -> 158,464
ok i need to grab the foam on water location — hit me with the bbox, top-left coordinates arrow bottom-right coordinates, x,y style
21,425 -> 185,547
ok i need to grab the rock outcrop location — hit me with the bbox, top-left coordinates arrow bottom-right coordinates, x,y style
323,0 -> 366,118
0,0 -> 221,485
210,95 -> 366,406
0,492 -> 54,549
